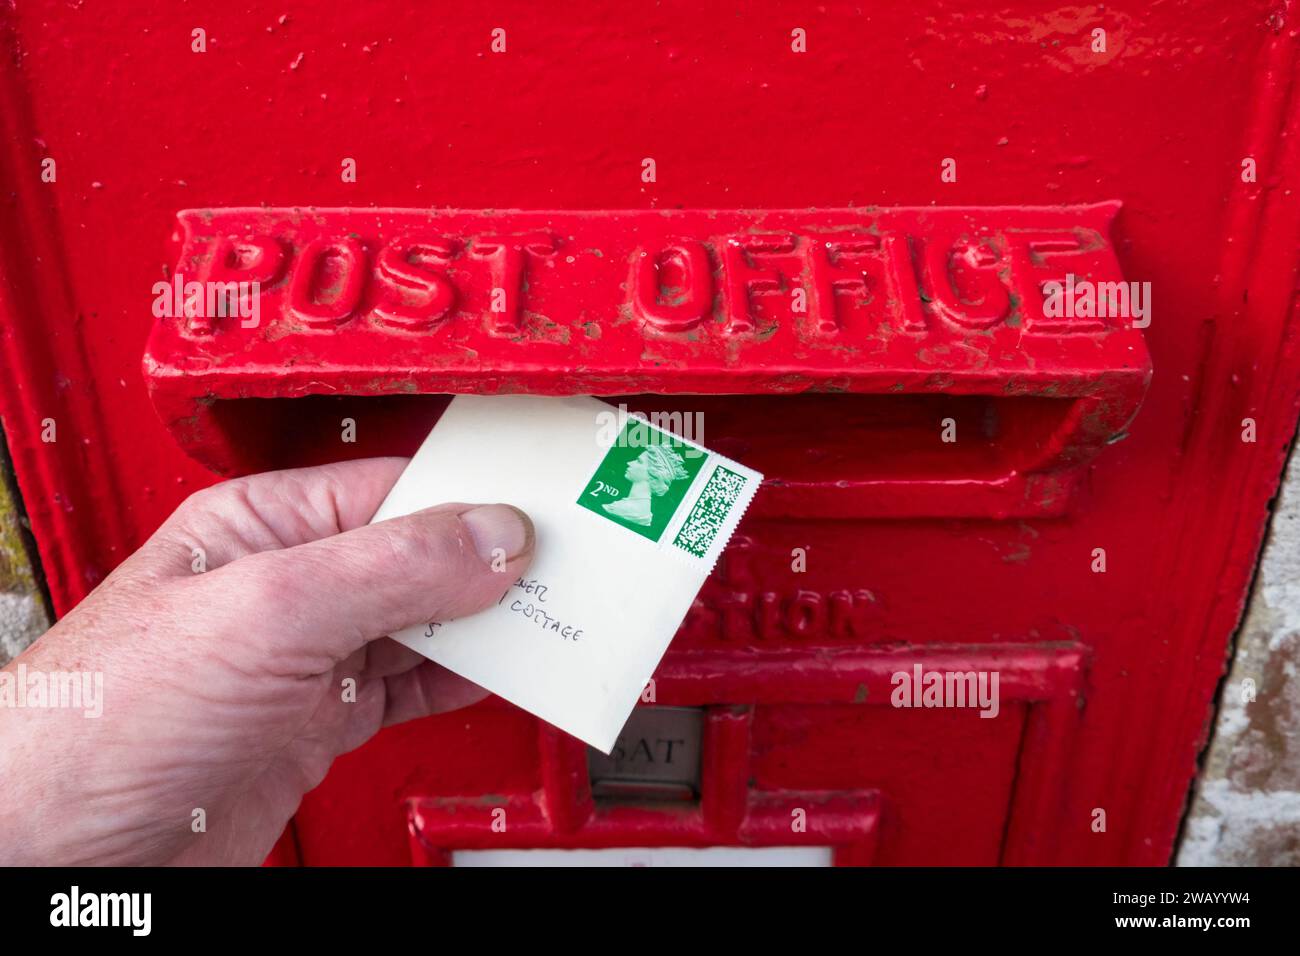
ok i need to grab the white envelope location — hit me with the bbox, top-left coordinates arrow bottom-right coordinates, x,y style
370,394 -> 762,752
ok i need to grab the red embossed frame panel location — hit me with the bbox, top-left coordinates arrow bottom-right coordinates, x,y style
145,205 -> 1150,520
404,643 -> 1084,866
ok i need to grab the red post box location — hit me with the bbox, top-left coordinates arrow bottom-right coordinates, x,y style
1,2 -> 1297,865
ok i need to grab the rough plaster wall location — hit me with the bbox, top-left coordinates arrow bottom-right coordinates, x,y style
1179,444 -> 1300,866
0,434 -> 50,664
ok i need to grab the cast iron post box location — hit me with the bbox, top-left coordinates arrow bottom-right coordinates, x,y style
141,204 -> 1148,864
2,2 -> 1297,866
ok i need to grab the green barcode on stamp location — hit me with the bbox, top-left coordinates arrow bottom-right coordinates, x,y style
672,465 -> 747,559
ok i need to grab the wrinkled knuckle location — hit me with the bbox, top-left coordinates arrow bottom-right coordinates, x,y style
226,555 -> 297,611
176,477 -> 251,519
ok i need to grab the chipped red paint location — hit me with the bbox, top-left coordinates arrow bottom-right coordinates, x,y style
1,2 -> 1299,866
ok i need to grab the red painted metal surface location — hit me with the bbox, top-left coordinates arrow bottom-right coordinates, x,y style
145,205 -> 1149,519
2,2 -> 1299,866
405,646 -> 1081,865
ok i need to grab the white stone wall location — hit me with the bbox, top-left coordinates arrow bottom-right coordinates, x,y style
1179,443 -> 1300,865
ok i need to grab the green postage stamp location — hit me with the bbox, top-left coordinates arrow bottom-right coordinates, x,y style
577,414 -> 762,567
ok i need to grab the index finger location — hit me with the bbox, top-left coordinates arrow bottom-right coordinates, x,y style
136,457 -> 412,576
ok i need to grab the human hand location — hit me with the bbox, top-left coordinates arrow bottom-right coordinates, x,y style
0,458 -> 533,866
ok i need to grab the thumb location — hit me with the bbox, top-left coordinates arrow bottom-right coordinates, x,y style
191,503 -> 533,668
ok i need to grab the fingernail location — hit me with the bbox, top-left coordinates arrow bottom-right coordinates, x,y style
461,504 -> 533,565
